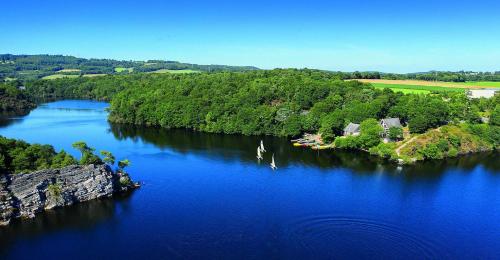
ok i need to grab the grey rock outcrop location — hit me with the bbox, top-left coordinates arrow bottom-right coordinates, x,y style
0,164 -> 133,225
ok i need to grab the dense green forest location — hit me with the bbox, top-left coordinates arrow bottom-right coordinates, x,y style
0,82 -> 35,114
0,135 -> 131,175
26,74 -> 143,101
0,54 -> 259,81
24,69 -> 499,140
0,136 -> 79,174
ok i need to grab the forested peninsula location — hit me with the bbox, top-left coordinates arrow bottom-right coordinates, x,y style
23,69 -> 499,163
0,82 -> 35,114
0,135 -> 136,225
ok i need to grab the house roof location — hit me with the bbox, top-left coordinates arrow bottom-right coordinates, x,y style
381,118 -> 401,128
344,123 -> 360,133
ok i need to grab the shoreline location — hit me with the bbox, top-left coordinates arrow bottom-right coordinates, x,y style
0,164 -> 137,226
3,101 -> 498,166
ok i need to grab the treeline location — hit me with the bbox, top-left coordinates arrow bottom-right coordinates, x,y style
0,136 -> 78,174
335,71 -> 381,80
337,71 -> 500,82
133,62 -> 258,73
381,71 -> 500,82
0,54 -> 259,81
108,69 -> 354,136
25,69 -> 497,138
25,74 -> 145,101
0,82 -> 35,114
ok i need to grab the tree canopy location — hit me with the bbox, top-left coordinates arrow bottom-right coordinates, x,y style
0,136 -> 77,174
0,82 -> 35,114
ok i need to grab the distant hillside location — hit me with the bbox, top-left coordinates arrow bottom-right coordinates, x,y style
0,54 -> 259,81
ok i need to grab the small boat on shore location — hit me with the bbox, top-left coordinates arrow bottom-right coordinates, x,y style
311,144 -> 331,150
291,133 -> 330,150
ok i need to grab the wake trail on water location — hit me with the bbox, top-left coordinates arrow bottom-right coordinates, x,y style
284,214 -> 451,259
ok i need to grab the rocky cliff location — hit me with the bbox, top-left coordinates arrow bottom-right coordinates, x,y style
0,164 -> 133,225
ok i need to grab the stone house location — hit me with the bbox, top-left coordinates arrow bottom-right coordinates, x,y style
343,123 -> 360,136
380,118 -> 402,137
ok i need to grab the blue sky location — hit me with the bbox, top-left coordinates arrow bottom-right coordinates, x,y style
1,0 -> 499,72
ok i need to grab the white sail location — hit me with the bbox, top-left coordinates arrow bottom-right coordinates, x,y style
260,140 -> 266,152
270,154 -> 277,170
257,146 -> 263,160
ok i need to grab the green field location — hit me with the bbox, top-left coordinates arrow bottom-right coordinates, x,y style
114,67 -> 134,73
371,83 -> 466,94
42,74 -> 80,80
149,69 -> 200,74
82,74 -> 107,78
456,81 -> 500,88
56,69 -> 81,73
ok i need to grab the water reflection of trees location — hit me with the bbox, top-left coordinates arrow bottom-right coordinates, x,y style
0,193 -> 133,255
0,114 -> 25,128
109,123 -> 499,177
109,124 -> 383,169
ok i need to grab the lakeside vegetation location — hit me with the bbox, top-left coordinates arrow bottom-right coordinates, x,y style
0,136 -> 78,174
0,82 -> 35,114
0,135 -> 131,177
396,124 -> 497,161
7,67 -> 499,163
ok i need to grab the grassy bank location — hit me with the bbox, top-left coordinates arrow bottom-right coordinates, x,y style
369,124 -> 498,163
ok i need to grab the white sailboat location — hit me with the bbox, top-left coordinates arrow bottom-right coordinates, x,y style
270,153 -> 277,170
257,146 -> 263,160
260,140 -> 266,152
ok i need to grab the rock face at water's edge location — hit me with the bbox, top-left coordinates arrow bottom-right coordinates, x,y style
0,164 -> 134,226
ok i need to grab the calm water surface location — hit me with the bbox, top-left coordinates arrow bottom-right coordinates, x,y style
0,100 -> 499,259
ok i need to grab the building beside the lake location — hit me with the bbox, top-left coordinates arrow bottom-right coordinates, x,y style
380,118 -> 402,137
466,89 -> 498,99
343,123 -> 360,136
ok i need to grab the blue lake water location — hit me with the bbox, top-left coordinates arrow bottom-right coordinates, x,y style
0,100 -> 499,259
